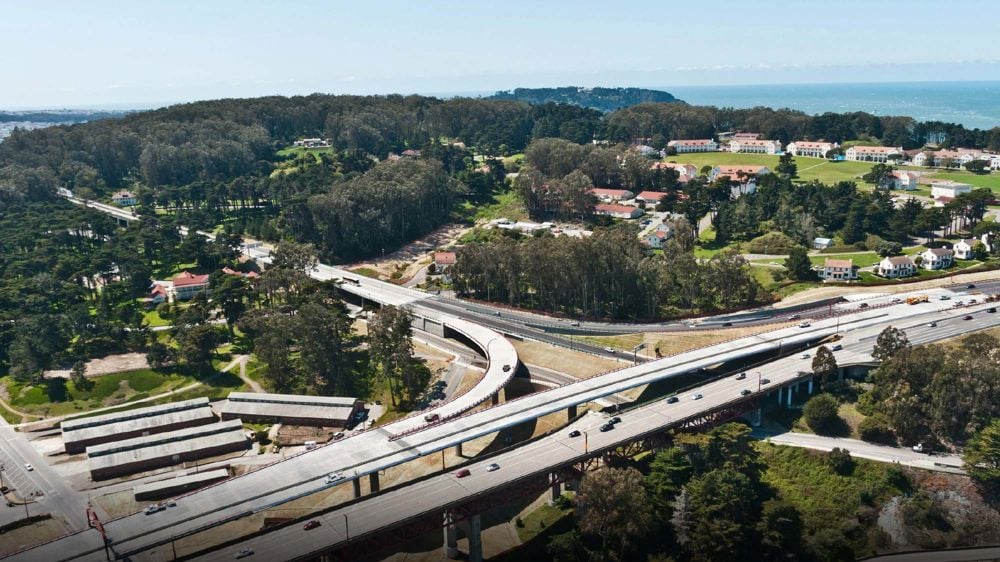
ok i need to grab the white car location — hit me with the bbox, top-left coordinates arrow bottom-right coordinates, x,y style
324,472 -> 344,485
604,347 -> 615,353
798,322 -> 811,328
800,353 -> 810,359
234,548 -> 254,559
690,393 -> 703,400
24,463 -> 33,472
939,295 -> 950,301
487,463 -> 500,472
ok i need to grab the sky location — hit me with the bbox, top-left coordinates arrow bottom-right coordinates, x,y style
2,0 -> 1000,109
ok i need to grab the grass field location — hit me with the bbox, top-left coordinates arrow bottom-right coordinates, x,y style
457,190 -> 529,223
920,169 -> 1000,192
276,146 -> 334,160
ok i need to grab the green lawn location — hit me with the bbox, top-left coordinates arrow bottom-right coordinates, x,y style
919,170 -> 1000,193
457,190 -> 529,223
275,146 -> 334,160
141,307 -> 172,328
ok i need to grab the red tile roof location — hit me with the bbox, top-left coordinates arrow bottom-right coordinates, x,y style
434,251 -> 457,265
636,191 -> 667,201
590,188 -> 632,198
172,271 -> 210,287
595,203 -> 640,215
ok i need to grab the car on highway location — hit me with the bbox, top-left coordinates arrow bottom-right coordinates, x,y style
760,378 -> 771,385
604,347 -> 616,353
24,463 -> 33,472
424,413 -> 440,422
599,423 -> 613,432
324,472 -> 345,485
610,416 -> 621,424
964,315 -> 973,320
912,443 -> 931,454
234,548 -> 254,559
721,322 -> 733,327
691,393 -> 703,400
333,431 -> 345,440
303,520 -> 321,530
736,372 -> 747,380
859,302 -> 869,308
989,308 -> 997,313
666,396 -> 679,404
144,504 -> 164,515
455,469 -> 471,478
502,364 -> 512,372
570,321 -> 580,327
939,295 -> 950,300
788,314 -> 801,320
798,322 -> 811,328
928,321 -> 937,327
967,284 -> 976,289
487,463 -> 500,472
568,430 -> 581,438
969,298 -> 978,304
831,344 -> 843,351
891,297 -> 901,303
800,353 -> 810,359
740,389 -> 752,396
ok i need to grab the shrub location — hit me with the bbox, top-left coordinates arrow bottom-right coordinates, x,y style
803,394 -> 842,435
826,447 -> 855,476
745,232 -> 799,255
858,415 -> 896,445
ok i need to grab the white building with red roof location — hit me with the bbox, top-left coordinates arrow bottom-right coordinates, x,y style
818,258 -> 857,281
433,251 -> 457,271
667,139 -> 719,153
888,170 -> 919,190
590,188 -> 634,202
650,162 -> 698,183
171,271 -> 210,300
634,191 -> 668,205
786,141 -> 838,158
594,204 -> 643,219
912,149 -> 984,168
729,139 -> 782,155
844,146 -> 902,163
709,165 -> 771,198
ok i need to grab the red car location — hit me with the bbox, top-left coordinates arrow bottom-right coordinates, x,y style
303,520 -> 321,530
455,468 -> 471,478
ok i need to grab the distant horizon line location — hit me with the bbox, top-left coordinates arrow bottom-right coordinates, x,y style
5,78 -> 1000,112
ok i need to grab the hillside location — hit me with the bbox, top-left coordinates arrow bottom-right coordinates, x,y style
487,86 -> 684,111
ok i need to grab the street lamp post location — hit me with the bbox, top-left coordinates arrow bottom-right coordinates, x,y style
343,513 -> 350,540
582,430 -> 589,454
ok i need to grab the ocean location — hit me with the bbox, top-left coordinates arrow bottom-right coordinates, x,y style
665,81 -> 1000,130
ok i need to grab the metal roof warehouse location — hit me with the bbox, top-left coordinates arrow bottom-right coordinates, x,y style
219,392 -> 363,427
61,397 -> 216,454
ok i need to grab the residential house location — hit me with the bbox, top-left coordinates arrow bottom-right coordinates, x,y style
590,188 -> 634,202
401,149 -> 421,158
148,284 -> 170,304
729,139 -> 782,155
844,146 -> 902,163
920,248 -> 954,270
953,235 -> 991,259
221,267 -> 259,280
667,139 -> 719,153
635,191 -> 668,206
594,204 -> 644,219
877,256 -> 916,278
786,141 -> 838,158
709,165 -> 771,198
650,162 -> 698,183
888,170 -> 919,190
111,190 -> 137,207
813,237 -> 834,250
433,251 -> 457,271
171,271 -> 210,300
642,229 -> 672,250
292,138 -> 330,148
819,258 -> 857,281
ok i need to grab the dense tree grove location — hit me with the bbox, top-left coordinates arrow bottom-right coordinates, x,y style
861,332 -> 1000,446
450,225 -> 766,320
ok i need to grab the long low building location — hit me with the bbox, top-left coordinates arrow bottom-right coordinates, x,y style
219,392 -> 363,427
133,469 -> 230,501
62,397 -> 217,454
87,419 -> 249,480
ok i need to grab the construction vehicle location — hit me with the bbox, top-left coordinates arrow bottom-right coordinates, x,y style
906,295 -> 929,305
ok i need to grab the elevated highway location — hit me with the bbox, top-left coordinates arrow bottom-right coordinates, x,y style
187,300 -> 1000,562
9,288 -> 995,562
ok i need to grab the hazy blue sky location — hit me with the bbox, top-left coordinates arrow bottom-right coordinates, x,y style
2,0 -> 999,108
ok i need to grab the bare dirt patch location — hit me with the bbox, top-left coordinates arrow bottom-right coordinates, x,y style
645,323 -> 795,357
511,340 -> 623,379
348,223 -> 471,283
777,270 -> 1000,308
276,425 -> 340,446
44,352 -> 150,379
0,515 -> 69,556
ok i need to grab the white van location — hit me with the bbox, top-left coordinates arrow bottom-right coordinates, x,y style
304,440 -> 317,450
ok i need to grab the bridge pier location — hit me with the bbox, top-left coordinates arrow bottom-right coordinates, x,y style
751,407 -> 762,427
568,404 -> 578,419
467,514 -> 483,562
807,378 -> 814,395
786,386 -> 793,407
491,391 -> 499,406
369,472 -> 380,493
352,478 -> 362,499
548,473 -> 562,505
443,512 -> 459,558
455,442 -> 464,457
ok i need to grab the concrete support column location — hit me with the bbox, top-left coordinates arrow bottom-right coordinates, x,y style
786,386 -> 793,407
568,404 -> 578,419
443,512 -> 459,559
548,473 -> 562,505
776,387 -> 782,404
467,514 -> 483,562
455,441 -> 463,457
369,472 -> 380,493
491,392 -> 499,406
751,407 -> 762,427
352,478 -> 362,499
807,378 -> 814,395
